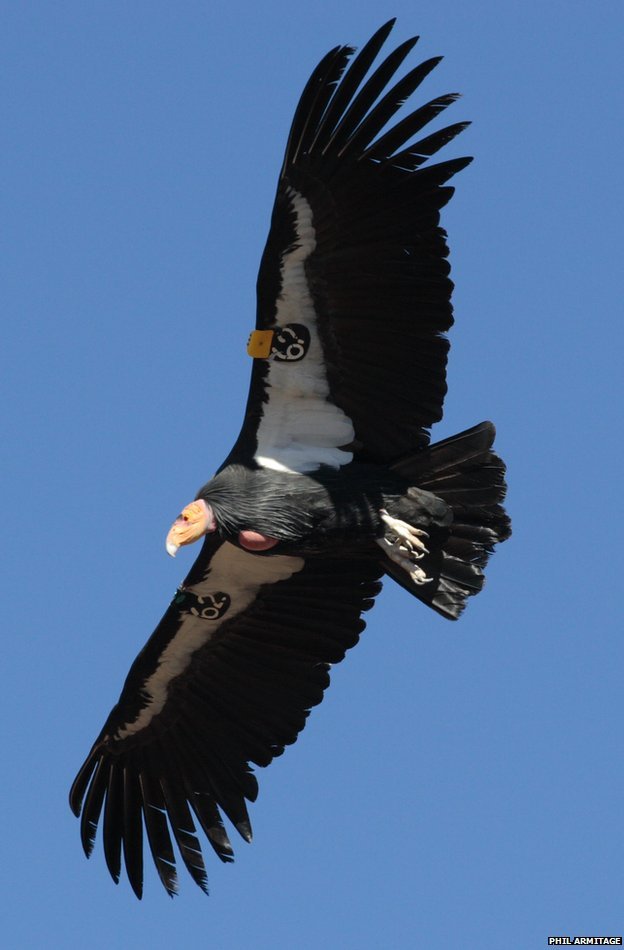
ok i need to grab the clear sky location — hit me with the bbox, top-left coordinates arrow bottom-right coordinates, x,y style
3,2 -> 623,948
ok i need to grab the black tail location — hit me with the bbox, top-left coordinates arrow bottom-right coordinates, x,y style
388,421 -> 510,619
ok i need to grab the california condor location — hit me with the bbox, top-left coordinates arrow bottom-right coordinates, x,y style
70,20 -> 510,897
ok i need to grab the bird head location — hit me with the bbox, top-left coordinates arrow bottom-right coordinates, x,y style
166,499 -> 216,557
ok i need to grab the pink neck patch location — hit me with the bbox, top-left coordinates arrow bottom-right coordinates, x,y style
238,530 -> 279,552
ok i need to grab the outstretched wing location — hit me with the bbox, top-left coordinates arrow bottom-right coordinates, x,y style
223,20 -> 471,475
70,534 -> 382,896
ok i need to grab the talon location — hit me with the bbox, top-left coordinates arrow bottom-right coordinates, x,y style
377,510 -> 432,584
410,568 -> 433,586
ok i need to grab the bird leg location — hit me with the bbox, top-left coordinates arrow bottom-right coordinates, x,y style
377,509 -> 432,586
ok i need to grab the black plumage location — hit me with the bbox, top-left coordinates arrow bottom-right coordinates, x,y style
70,21 -> 510,897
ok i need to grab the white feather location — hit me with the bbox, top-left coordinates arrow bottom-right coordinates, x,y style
255,188 -> 354,474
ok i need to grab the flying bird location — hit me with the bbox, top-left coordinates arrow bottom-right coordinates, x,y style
70,20 -> 510,897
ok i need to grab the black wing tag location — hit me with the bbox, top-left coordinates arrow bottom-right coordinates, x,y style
247,324 -> 310,362
173,589 -> 231,620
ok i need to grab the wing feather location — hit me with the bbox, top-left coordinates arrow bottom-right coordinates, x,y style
157,744 -> 209,893
138,759 -> 179,896
122,764 -> 144,898
305,20 -> 396,155
103,764 -> 124,884
79,755 -> 107,859
319,36 -> 420,161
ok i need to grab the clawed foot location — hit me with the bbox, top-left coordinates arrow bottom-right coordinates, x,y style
377,509 -> 433,585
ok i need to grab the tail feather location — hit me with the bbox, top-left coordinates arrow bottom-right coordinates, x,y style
388,421 -> 510,619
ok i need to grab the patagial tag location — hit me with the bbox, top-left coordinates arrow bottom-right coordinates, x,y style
247,330 -> 274,358
173,589 -> 231,620
247,324 -> 310,362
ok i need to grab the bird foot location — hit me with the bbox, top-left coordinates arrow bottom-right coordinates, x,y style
377,510 -> 432,585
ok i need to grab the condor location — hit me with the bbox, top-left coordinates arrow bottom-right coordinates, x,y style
70,20 -> 510,897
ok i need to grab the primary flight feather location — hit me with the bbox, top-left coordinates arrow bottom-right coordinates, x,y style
70,20 -> 510,897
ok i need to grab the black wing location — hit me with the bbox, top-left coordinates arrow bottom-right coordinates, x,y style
70,534 -> 382,896
223,20 -> 470,474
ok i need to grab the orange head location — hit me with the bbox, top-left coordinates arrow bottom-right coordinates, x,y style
165,499 -> 215,557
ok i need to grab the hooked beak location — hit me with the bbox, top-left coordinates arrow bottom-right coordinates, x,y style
166,499 -> 214,557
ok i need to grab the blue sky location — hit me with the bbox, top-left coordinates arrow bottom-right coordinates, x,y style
3,2 -> 623,947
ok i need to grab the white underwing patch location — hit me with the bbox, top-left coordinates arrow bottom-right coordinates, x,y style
115,544 -> 304,738
255,187 -> 354,473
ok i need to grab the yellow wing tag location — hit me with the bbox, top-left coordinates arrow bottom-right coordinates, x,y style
247,330 -> 274,358
247,324 -> 311,361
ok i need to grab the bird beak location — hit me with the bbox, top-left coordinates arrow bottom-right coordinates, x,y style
166,499 -> 214,557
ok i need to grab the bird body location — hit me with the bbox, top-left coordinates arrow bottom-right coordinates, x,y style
195,461 -> 444,549
70,21 -> 510,897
